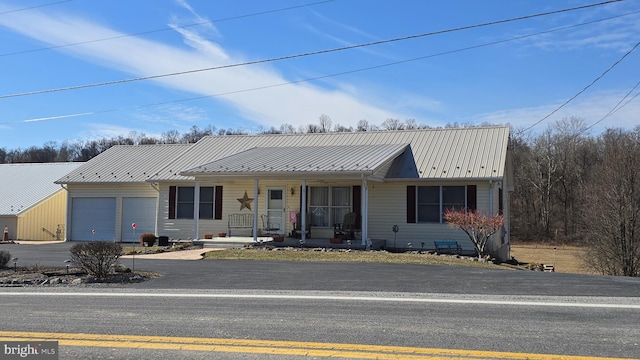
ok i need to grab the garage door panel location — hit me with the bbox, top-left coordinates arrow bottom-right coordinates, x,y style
121,198 -> 156,242
71,198 -> 116,241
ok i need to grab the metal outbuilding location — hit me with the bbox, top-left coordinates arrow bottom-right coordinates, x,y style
0,162 -> 82,241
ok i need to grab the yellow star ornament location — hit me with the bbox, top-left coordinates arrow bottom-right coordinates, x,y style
237,191 -> 254,211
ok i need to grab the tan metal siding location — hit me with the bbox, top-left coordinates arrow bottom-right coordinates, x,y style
17,190 -> 67,241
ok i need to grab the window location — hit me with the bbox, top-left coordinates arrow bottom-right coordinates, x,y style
309,186 -> 351,227
176,186 -> 214,219
417,185 -> 466,223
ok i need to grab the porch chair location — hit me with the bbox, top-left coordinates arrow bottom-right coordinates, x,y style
333,212 -> 357,240
290,212 -> 311,239
260,214 -> 280,236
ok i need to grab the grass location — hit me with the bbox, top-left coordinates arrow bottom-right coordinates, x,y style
510,242 -> 590,274
203,243 -> 594,274
203,247 -> 505,269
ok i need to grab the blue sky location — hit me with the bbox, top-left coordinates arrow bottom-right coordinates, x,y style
0,0 -> 639,150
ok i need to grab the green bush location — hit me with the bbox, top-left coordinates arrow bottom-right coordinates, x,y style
70,241 -> 122,279
0,250 -> 10,268
139,233 -> 156,247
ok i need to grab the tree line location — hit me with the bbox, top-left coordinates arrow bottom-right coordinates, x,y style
2,115 -> 639,275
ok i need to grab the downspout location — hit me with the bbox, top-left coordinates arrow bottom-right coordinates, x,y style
489,180 -> 494,216
149,183 -> 160,237
194,180 -> 200,240
253,179 -> 259,242
60,184 -> 69,241
488,180 -> 494,255
361,174 -> 368,246
301,179 -> 307,244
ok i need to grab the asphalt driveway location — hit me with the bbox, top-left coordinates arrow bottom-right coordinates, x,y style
2,241 -> 640,297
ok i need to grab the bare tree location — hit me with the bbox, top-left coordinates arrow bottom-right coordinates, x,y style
161,130 -> 181,144
279,123 -> 296,134
582,129 -> 640,276
318,114 -> 332,133
356,119 -> 370,132
444,209 -> 505,257
381,118 -> 404,131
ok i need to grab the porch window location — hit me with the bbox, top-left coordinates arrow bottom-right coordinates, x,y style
309,186 -> 351,227
417,185 -> 466,223
176,186 -> 214,219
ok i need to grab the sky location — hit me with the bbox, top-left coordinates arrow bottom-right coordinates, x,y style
0,0 -> 639,150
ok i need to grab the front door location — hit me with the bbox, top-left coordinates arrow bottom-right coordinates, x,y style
266,187 -> 285,235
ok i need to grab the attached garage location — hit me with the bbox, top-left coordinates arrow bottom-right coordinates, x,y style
121,197 -> 156,242
70,197 -> 116,241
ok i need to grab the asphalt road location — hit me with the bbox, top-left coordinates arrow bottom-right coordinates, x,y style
1,242 -> 640,359
3,242 -> 640,297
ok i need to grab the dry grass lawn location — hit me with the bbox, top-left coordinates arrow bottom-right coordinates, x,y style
510,242 -> 592,274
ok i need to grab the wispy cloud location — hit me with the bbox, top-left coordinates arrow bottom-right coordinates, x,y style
518,4 -> 640,53
0,1 -> 401,129
477,90 -> 640,133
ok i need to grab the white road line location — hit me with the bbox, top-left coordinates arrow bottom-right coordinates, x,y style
1,291 -> 639,309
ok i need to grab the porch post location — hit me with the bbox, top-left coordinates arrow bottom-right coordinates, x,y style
253,179 -> 259,242
301,179 -> 307,243
194,180 -> 200,240
361,175 -> 368,246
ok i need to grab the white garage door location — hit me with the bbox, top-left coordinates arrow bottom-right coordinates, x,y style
121,197 -> 156,243
70,198 -> 116,241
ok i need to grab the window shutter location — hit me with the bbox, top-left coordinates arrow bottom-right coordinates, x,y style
467,185 -> 477,211
352,185 -> 361,229
168,186 -> 176,219
214,186 -> 223,220
407,186 -> 416,223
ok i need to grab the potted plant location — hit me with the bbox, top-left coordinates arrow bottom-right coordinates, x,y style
217,232 -> 227,238
204,233 -> 214,239
139,233 -> 157,247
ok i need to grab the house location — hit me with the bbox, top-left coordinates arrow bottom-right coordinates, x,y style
0,162 -> 82,241
56,126 -> 513,260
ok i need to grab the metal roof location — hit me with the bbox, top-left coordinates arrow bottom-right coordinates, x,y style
55,144 -> 191,184
0,162 -> 83,216
153,126 -> 510,181
181,144 -> 409,178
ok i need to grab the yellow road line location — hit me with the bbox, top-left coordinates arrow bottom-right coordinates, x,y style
0,331 -> 628,360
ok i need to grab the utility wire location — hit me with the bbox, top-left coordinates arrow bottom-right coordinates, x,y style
518,39 -> 640,134
0,0 -> 622,100
0,0 -> 335,58
8,9 -> 637,125
0,0 -> 72,15
581,80 -> 640,133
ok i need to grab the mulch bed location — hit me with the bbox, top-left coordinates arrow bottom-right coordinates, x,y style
0,267 -> 158,287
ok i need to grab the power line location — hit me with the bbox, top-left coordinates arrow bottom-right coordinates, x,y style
0,0 -> 335,58
0,0 -> 72,15
0,0 -> 622,100
582,80 -> 640,133
518,39 -> 640,134
7,9 -> 637,125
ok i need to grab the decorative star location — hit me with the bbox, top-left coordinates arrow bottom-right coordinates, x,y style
237,191 -> 254,211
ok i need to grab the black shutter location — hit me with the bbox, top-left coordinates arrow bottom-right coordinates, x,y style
352,185 -> 361,229
168,186 -> 176,219
467,185 -> 477,211
407,186 -> 416,223
214,186 -> 223,220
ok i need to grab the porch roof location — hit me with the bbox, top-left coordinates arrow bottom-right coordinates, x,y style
180,143 -> 409,179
